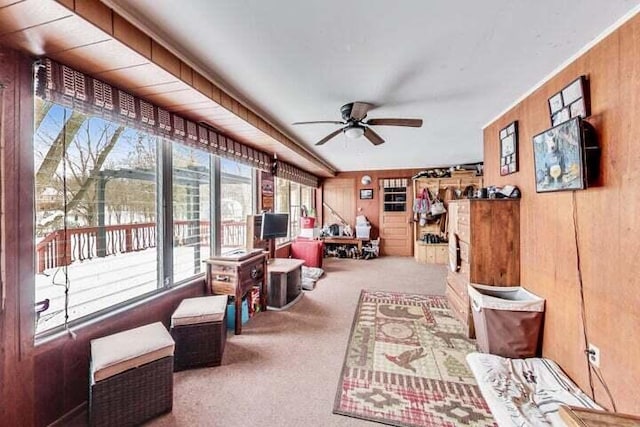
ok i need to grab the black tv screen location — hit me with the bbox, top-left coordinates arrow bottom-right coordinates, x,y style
260,213 -> 289,239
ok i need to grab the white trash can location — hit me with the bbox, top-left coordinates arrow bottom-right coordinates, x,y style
469,284 -> 545,358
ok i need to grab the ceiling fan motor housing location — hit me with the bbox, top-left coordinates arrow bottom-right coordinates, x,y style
341,103 -> 356,121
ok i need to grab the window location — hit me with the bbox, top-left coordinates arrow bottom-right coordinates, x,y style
32,66 -> 313,335
33,100 -> 263,335
220,158 -> 254,253
274,177 -> 314,241
172,144 -> 211,283
289,181 -> 301,238
34,101 -> 160,333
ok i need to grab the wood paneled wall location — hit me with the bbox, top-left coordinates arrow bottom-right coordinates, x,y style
321,169 -> 423,239
0,46 -> 36,426
483,13 -> 640,414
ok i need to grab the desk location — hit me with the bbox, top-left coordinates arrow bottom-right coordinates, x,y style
204,252 -> 267,335
267,258 -> 305,309
321,236 -> 368,252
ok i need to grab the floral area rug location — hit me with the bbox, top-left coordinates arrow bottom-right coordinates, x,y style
333,290 -> 496,426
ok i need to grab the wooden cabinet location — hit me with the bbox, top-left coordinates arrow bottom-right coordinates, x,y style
414,242 -> 448,264
446,199 -> 520,337
412,174 -> 482,264
205,252 -> 267,335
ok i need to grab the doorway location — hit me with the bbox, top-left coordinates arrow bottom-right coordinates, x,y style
379,178 -> 412,256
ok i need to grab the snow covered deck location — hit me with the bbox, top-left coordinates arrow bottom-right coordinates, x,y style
35,245 -> 216,333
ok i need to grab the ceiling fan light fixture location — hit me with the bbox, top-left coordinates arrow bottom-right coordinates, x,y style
344,125 -> 365,139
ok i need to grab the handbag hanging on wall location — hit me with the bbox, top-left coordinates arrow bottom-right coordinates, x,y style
429,183 -> 446,216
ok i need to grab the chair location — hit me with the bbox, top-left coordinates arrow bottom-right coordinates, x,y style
89,322 -> 175,426
291,237 -> 324,268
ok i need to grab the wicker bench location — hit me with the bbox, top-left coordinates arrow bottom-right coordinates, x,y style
171,295 -> 228,370
89,322 -> 175,427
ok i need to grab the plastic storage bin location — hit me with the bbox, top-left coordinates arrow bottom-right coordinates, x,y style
226,297 -> 249,330
468,284 -> 545,358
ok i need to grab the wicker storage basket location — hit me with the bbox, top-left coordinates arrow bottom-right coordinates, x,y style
172,316 -> 227,370
171,295 -> 228,370
89,355 -> 173,427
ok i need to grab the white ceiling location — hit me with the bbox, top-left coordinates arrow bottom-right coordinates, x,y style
106,0 -> 639,172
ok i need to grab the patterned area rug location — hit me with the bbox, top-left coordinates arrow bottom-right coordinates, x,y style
333,290 -> 496,426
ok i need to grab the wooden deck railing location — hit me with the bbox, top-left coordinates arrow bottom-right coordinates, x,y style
36,220 -> 245,273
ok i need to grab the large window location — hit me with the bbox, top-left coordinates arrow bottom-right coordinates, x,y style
34,101 -> 160,333
172,144 -> 211,283
220,158 -> 254,253
33,99 -> 261,335
33,94 -> 312,335
274,177 -> 314,240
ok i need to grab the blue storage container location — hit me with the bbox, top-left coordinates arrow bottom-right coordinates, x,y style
226,298 -> 249,330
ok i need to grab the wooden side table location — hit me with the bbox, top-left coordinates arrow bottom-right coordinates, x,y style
204,252 -> 267,335
267,258 -> 305,309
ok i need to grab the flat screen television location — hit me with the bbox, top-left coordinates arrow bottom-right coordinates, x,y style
532,116 -> 599,193
260,213 -> 289,240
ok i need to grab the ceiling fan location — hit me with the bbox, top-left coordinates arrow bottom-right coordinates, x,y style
292,102 -> 423,146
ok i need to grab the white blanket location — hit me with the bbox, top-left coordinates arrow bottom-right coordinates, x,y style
466,352 -> 601,427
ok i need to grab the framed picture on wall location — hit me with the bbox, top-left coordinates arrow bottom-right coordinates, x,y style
499,121 -> 518,175
359,189 -> 373,199
548,75 -> 590,126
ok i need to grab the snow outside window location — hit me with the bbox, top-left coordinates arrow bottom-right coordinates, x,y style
34,99 -> 160,334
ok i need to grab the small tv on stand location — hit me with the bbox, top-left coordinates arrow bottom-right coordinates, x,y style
260,213 -> 289,260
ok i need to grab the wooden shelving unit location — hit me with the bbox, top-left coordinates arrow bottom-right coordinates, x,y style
412,174 -> 483,264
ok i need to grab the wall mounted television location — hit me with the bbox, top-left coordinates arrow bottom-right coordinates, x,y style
532,116 -> 599,193
260,213 -> 289,240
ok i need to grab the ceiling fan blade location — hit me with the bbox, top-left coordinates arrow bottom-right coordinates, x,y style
350,102 -> 373,121
292,120 -> 345,125
366,118 -> 423,127
363,127 -> 385,145
315,128 -> 344,146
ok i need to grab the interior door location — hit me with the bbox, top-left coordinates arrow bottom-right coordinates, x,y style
379,178 -> 413,256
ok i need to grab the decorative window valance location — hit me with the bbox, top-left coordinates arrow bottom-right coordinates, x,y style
382,178 -> 408,188
34,58 -> 290,173
275,160 -> 319,188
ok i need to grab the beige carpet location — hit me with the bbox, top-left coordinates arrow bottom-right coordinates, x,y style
146,257 -> 448,427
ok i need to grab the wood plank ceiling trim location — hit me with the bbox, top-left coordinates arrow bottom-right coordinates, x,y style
0,0 -> 335,177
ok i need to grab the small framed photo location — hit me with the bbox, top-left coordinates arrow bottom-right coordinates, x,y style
562,77 -> 584,104
548,93 -> 564,114
552,107 -> 570,126
499,121 -> 518,176
548,75 -> 589,126
569,100 -> 586,118
359,189 -> 373,199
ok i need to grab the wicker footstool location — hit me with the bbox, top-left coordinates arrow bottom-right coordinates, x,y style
89,322 -> 175,427
171,295 -> 228,370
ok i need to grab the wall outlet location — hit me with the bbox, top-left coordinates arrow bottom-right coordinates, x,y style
588,343 -> 600,367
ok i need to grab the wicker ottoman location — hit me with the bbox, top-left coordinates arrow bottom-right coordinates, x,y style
89,322 -> 175,427
171,295 -> 228,371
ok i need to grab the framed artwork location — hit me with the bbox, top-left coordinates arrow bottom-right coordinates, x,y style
548,75 -> 589,126
532,117 -> 587,193
359,189 -> 373,199
499,121 -> 518,175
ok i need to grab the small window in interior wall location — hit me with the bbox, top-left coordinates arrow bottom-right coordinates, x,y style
382,178 -> 408,212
